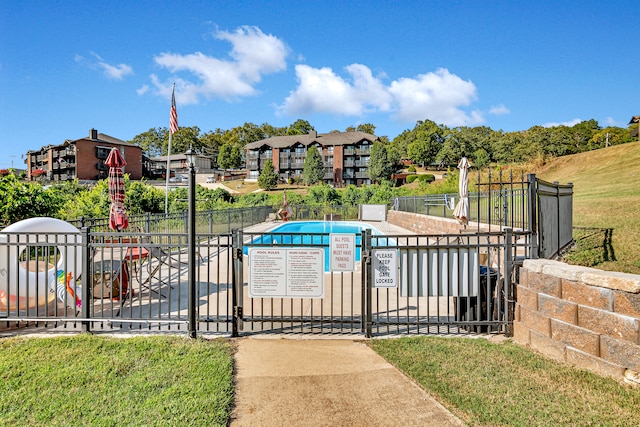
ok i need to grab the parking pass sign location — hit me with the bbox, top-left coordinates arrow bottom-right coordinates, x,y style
330,233 -> 355,271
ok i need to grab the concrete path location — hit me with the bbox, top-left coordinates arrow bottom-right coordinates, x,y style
231,338 -> 464,426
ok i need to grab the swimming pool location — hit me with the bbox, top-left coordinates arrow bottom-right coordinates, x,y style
245,221 -> 386,271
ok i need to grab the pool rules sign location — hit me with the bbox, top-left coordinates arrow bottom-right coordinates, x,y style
372,249 -> 398,288
248,248 -> 324,298
330,233 -> 355,272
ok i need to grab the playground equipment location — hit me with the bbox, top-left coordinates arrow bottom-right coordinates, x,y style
0,217 -> 82,311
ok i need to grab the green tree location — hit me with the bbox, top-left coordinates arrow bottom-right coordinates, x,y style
129,128 -> 168,157
287,119 -> 314,135
341,184 -> 362,206
368,141 -> 396,183
303,146 -> 324,185
0,174 -> 63,224
217,143 -> 243,171
356,123 -> 376,134
258,160 -> 279,190
305,184 -> 341,205
473,148 -> 491,168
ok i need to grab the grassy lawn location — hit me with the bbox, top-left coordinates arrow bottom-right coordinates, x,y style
369,336 -> 640,426
0,335 -> 234,427
533,141 -> 640,274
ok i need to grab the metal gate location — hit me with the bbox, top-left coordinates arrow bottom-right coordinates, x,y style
1,226 -> 522,337
236,228 -> 522,337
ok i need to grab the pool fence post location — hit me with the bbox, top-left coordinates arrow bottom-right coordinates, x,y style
81,227 -> 91,333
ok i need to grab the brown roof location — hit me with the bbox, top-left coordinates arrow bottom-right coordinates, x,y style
72,133 -> 140,148
245,131 -> 378,150
629,116 -> 640,124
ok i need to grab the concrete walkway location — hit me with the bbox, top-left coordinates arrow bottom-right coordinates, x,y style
231,338 -> 464,426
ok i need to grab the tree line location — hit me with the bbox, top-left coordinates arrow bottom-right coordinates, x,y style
0,171 -> 461,226
128,117 -> 637,184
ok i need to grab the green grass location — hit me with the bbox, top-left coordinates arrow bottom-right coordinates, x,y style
533,141 -> 640,274
369,337 -> 640,426
0,335 -> 234,427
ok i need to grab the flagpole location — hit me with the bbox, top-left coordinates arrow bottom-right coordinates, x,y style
165,82 -> 177,217
164,130 -> 172,216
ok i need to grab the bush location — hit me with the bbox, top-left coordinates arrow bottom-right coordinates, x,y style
407,174 -> 435,184
419,174 -> 435,183
407,165 -> 416,173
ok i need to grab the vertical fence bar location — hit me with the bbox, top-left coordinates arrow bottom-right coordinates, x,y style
503,227 -> 513,336
232,229 -> 243,337
527,173 -> 538,258
363,229 -> 373,338
81,227 -> 91,333
187,167 -> 197,339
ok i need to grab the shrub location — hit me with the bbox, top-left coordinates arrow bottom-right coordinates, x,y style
418,174 -> 435,183
406,174 -> 419,184
407,165 -> 416,173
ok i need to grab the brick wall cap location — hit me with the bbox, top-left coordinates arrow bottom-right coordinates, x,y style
523,259 -> 640,293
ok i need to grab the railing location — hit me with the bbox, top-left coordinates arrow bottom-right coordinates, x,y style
69,206 -> 274,235
2,211 -> 525,337
393,172 -> 572,259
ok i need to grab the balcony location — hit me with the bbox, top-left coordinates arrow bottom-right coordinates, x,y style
344,160 -> 354,167
343,149 -> 355,156
355,171 -> 369,178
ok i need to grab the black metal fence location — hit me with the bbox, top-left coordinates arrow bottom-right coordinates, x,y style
1,223 -> 524,337
393,172 -> 573,259
68,206 -> 274,234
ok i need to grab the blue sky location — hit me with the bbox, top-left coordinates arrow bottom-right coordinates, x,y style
1,0 -> 638,168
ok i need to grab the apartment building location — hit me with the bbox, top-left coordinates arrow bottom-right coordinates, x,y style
245,130 -> 378,187
26,129 -> 143,181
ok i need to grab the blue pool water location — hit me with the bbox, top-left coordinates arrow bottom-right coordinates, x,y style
245,221 -> 387,271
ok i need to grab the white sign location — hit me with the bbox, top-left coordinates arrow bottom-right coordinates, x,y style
372,249 -> 398,288
248,248 -> 324,298
330,233 -> 355,271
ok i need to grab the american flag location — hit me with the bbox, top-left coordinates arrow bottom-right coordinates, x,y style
170,86 -> 178,134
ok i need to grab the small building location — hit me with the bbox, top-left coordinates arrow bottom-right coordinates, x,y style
629,116 -> 639,141
26,129 -> 143,181
245,130 -> 379,187
151,153 -> 213,175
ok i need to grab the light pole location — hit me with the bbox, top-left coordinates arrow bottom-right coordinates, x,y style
185,146 -> 198,338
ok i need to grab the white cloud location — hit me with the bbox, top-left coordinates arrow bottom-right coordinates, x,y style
151,26 -> 288,104
489,104 -> 510,115
543,118 -> 582,128
605,117 -> 617,126
279,64 -> 391,116
279,65 -> 482,127
75,52 -> 133,80
136,85 -> 149,95
389,68 -> 480,126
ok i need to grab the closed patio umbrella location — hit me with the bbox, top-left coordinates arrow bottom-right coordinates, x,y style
453,157 -> 471,226
282,189 -> 289,222
106,147 -> 129,231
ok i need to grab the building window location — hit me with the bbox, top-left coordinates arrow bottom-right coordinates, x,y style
96,146 -> 111,159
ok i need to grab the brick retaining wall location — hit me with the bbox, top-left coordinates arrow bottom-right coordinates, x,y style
514,259 -> 640,385
387,210 -> 491,234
